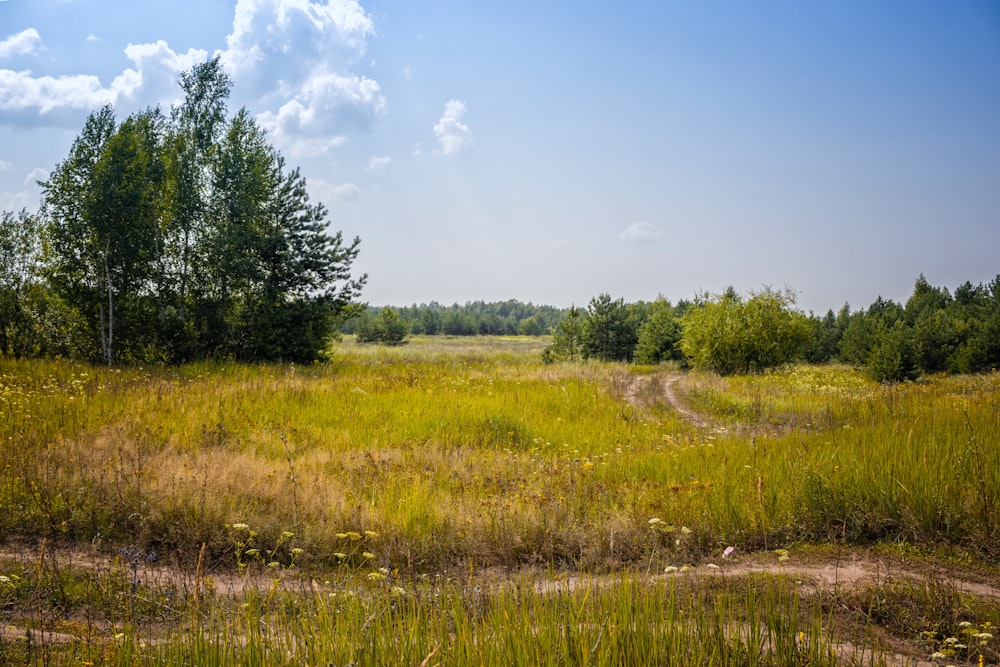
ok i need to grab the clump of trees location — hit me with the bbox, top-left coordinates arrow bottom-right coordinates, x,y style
542,275 -> 1000,383
355,307 -> 410,346
0,58 -> 364,364
544,294 -> 688,364
832,275 -> 1000,382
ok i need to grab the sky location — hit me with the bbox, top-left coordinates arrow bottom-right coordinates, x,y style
1,1 -> 998,314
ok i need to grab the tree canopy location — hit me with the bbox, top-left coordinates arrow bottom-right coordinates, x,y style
27,57 -> 364,363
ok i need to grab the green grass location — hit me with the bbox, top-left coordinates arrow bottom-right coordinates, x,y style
1,338 -> 998,664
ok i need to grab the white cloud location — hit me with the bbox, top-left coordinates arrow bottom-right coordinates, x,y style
365,155 -> 392,171
221,0 -> 386,155
25,167 -> 48,185
222,0 -> 373,85
86,34 -> 100,44
331,183 -> 361,201
0,29 -> 42,59
433,100 -> 473,155
0,69 -> 115,115
0,40 -> 207,123
0,0 -> 386,152
0,190 -> 31,211
619,221 -> 663,243
256,71 -> 384,157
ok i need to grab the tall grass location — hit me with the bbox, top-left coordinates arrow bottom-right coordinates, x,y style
105,570 -> 858,667
2,347 -> 999,569
2,341 -> 999,664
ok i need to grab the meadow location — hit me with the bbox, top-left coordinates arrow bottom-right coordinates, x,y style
0,336 -> 997,665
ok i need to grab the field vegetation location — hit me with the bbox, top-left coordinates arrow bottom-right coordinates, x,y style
0,336 -> 997,665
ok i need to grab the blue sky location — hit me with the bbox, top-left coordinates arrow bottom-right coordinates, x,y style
1,1 -> 998,313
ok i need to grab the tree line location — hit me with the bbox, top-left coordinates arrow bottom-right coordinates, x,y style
541,275 -> 1000,382
340,300 -> 567,343
0,58 -> 364,364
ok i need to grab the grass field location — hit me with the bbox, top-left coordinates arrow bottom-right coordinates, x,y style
0,336 -> 997,665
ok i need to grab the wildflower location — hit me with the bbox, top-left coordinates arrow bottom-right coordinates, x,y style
335,533 -> 348,539
959,621 -> 973,628
774,549 -> 790,562
268,561 -> 280,568
974,632 -> 993,641
648,517 -> 662,526
280,531 -> 295,540
0,575 -> 12,586
723,546 -> 735,558
680,526 -> 691,535
706,563 -> 720,569
367,571 -> 384,581
347,531 -> 363,541
664,566 -> 678,574
362,552 -> 376,560
391,586 -> 406,596
679,565 -> 692,573
231,523 -> 250,531
930,652 -> 947,660
365,530 -> 379,539
291,548 -> 304,556
334,552 -> 347,560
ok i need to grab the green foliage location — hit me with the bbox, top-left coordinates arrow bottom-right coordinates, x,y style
0,209 -> 42,356
349,300 -> 566,337
866,320 -> 919,383
833,274 -> 1000,381
27,58 -> 364,364
805,304 -> 849,363
633,297 -> 683,365
542,305 -> 584,362
356,307 -> 410,346
581,293 -> 638,362
680,287 -> 811,375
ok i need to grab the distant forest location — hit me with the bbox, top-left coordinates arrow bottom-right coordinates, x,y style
341,300 -> 568,337
346,274 -> 1000,383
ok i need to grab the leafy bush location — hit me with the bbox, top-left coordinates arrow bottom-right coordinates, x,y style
356,306 -> 409,345
680,287 -> 811,375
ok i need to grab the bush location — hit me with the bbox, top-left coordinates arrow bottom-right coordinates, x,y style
679,287 -> 811,375
356,307 -> 409,346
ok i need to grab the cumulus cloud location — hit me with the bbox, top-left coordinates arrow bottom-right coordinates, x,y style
0,40 -> 207,123
433,100 -> 473,155
222,0 -> 373,87
1,0 -> 386,152
256,71 -> 384,157
619,221 -> 663,243
221,0 -> 386,155
0,29 -> 42,59
365,155 -> 392,171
